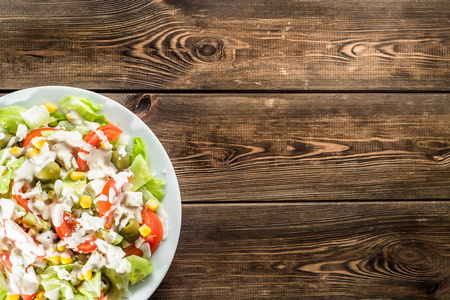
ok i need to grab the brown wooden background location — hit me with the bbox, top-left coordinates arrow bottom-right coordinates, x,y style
1,0 -> 450,299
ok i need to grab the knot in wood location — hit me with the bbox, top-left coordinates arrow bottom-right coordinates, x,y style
193,38 -> 224,63
389,243 -> 429,266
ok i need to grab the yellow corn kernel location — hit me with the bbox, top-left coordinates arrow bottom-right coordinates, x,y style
35,290 -> 45,300
79,195 -> 92,209
26,148 -> 38,158
1,168 -> 5,176
48,190 -> 54,199
44,103 -> 58,113
145,199 -> 159,211
9,146 -> 22,156
56,240 -> 66,252
79,270 -> 92,281
47,256 -> 60,265
139,224 -> 151,237
34,139 -> 46,150
69,171 -> 86,181
28,228 -> 39,237
60,257 -> 73,265
6,295 -> 20,300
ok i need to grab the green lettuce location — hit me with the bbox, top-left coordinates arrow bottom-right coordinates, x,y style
0,105 -> 26,133
0,156 -> 25,194
129,154 -> 153,192
78,271 -> 102,299
138,178 -> 166,203
130,137 -> 148,164
50,112 -> 67,122
59,96 -> 108,125
21,105 -> 56,129
102,268 -> 130,300
39,265 -> 77,300
126,255 -> 154,285
0,271 -> 7,300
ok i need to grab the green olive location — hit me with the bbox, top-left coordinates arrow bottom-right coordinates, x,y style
0,133 -> 13,149
101,276 -> 110,294
36,162 -> 61,183
111,150 -> 130,171
119,219 -> 140,242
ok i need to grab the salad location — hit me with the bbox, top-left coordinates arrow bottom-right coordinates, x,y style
0,96 -> 168,300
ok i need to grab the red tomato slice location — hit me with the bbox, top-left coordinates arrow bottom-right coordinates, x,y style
97,124 -> 123,141
77,235 -> 98,253
22,127 -> 57,148
141,206 -> 163,253
123,245 -> 144,257
54,212 -> 73,239
54,212 -> 97,253
98,174 -> 132,229
77,125 -> 123,172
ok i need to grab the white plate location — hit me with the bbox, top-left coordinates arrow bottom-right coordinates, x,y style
0,86 -> 182,299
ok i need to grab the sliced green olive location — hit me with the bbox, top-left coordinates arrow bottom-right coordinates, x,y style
111,150 -> 130,171
119,219 -> 140,242
101,276 -> 110,294
22,211 -> 39,228
22,212 -> 51,231
0,133 -> 13,149
36,162 -> 61,183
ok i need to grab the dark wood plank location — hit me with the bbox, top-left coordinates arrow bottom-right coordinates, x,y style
152,202 -> 450,299
109,93 -> 450,202
0,0 -> 449,90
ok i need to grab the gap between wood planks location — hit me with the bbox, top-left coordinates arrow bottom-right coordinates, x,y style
183,199 -> 450,205
0,89 -> 449,94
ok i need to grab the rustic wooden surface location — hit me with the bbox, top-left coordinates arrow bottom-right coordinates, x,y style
1,0 -> 449,299
0,0 -> 449,90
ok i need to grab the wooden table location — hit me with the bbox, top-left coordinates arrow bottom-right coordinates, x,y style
1,0 -> 450,298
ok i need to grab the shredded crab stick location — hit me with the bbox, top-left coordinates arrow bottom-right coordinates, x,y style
2,219 -> 46,258
11,180 -> 31,212
0,220 -> 45,300
77,124 -> 123,172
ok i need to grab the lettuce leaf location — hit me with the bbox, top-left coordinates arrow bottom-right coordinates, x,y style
21,105 -> 56,129
0,156 -> 25,194
0,271 -> 7,300
126,255 -> 154,285
102,268 -> 130,300
50,112 -> 67,122
129,154 -> 153,192
130,137 -> 148,164
77,271 -> 102,299
139,178 -> 165,203
0,105 -> 26,133
39,266 -> 77,300
59,96 -> 108,125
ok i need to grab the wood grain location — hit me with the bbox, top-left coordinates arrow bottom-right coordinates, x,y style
0,0 -> 448,90
107,93 -> 450,202
151,202 -> 450,299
